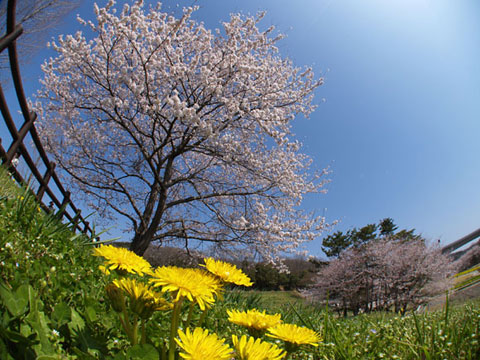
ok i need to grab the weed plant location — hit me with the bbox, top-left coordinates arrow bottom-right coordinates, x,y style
0,167 -> 120,358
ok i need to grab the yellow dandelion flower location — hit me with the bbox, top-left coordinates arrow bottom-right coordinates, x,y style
93,245 -> 152,276
232,334 -> 286,360
267,323 -> 321,347
99,265 -> 111,275
201,258 -> 253,287
113,278 -> 172,318
228,309 -> 282,332
175,327 -> 232,360
149,266 -> 221,310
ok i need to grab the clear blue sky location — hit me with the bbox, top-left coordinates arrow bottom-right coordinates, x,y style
13,0 -> 480,258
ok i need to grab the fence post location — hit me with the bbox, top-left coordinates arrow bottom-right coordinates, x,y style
73,209 -> 81,232
6,111 -> 36,164
0,24 -> 22,53
83,221 -> 90,234
0,138 -> 7,161
36,162 -> 55,202
59,191 -> 71,219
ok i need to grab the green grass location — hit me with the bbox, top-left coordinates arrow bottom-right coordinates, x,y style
1,165 -> 480,359
454,265 -> 480,291
250,290 -> 304,309
247,291 -> 480,359
456,265 -> 480,278
0,166 -> 117,359
0,170 -> 25,198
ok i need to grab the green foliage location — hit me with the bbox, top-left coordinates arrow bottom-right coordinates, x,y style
456,265 -> 480,278
321,224 -> 378,258
351,224 -> 377,246
322,218 -> 421,258
379,217 -> 398,236
252,263 -> 288,290
321,231 -> 352,258
392,228 -> 422,241
125,344 -> 159,360
241,291 -> 480,359
240,258 -> 319,291
0,167 -> 121,358
454,265 -> 480,291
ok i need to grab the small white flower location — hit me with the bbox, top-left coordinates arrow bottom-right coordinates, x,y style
52,329 -> 60,337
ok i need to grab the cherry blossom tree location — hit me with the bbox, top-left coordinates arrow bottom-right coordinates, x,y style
313,237 -> 455,315
34,1 -> 327,260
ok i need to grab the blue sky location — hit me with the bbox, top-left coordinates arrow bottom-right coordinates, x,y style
9,0 -> 480,257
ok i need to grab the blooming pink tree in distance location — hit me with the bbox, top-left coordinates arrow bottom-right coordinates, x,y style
313,238 -> 455,315
34,1 -> 327,259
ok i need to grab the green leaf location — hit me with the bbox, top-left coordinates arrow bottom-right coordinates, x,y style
26,284 -> 39,314
69,308 -> 85,333
84,306 -> 97,323
69,313 -> 107,355
113,353 -> 127,360
25,309 -> 56,355
0,283 -> 28,317
1,324 -> 37,346
52,302 -> 71,326
0,338 -> 15,360
126,344 -> 159,360
20,322 -> 34,338
72,347 -> 97,359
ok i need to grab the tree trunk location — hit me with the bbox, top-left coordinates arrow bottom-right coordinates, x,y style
129,232 -> 153,256
129,166 -> 171,256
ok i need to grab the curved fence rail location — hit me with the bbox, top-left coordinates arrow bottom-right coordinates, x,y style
0,0 -> 94,237
442,228 -> 480,255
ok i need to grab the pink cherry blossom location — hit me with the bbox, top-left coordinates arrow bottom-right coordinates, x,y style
34,1 -> 328,262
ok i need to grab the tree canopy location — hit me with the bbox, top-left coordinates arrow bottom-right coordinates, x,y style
321,218 -> 419,258
314,236 -> 455,315
34,1 -> 327,262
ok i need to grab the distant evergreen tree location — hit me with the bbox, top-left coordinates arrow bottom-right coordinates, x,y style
351,224 -> 378,247
321,230 -> 353,258
379,218 -> 398,235
322,218 -> 422,258
392,229 -> 423,242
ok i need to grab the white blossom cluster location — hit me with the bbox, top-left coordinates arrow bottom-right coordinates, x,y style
34,0 -> 328,263
312,238 -> 455,312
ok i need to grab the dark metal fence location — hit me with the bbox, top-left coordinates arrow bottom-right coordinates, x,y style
0,0 -> 94,237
